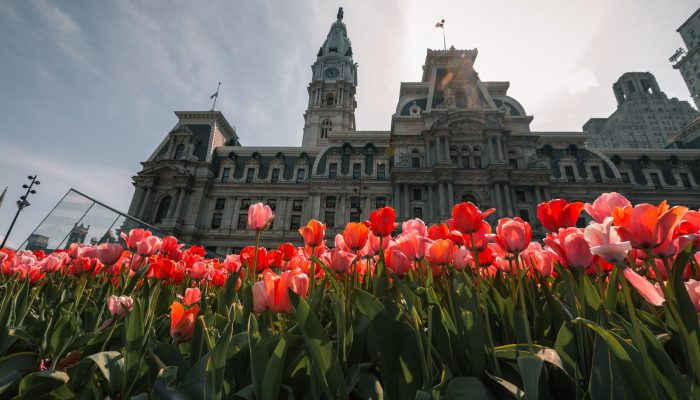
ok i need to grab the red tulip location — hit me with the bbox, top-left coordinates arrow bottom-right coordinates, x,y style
189,261 -> 208,280
427,223 -> 450,240
222,254 -> 241,273
370,207 -> 396,237
494,217 -> 532,254
160,236 -> 183,259
384,248 -> 411,276
449,202 -> 495,234
612,201 -> 688,250
266,250 -> 283,269
537,199 -> 585,232
170,302 -> 199,341
253,269 -> 309,313
342,222 -> 370,252
544,227 -> 597,270
584,192 -> 631,223
427,239 -> 455,267
241,246 -> 267,272
278,243 -> 296,261
248,202 -> 274,230
151,258 -> 175,280
298,219 -> 326,247
465,221 -> 491,252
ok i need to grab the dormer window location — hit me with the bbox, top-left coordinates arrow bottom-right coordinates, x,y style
174,144 -> 185,160
321,119 -> 332,138
326,94 -> 336,106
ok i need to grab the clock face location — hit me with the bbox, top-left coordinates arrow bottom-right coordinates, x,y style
324,67 -> 339,79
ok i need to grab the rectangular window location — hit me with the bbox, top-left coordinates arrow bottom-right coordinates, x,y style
297,168 -> 306,183
240,198 -> 252,210
329,163 -> 338,178
237,214 -> 247,229
412,156 -> 420,168
413,207 -> 423,219
621,172 -> 630,183
350,196 -> 361,210
375,197 -> 387,209
290,215 -> 302,231
377,164 -> 386,179
266,199 -> 277,211
353,163 -> 361,179
516,190 -> 526,203
473,156 -> 482,168
325,196 -> 336,208
680,173 -> 691,187
246,169 -> 255,183
292,199 -> 303,212
324,212 -> 335,228
591,166 -> 602,182
519,209 -> 530,222
413,188 -> 422,201
214,198 -> 226,211
564,166 -> 576,182
650,173 -> 662,189
350,210 -> 361,222
271,168 -> 280,183
221,167 -> 231,182
211,213 -> 223,229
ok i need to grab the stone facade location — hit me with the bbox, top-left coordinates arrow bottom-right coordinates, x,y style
128,9 -> 700,255
583,72 -> 698,148
672,7 -> 700,110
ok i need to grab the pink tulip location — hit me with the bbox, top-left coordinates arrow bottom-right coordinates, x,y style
384,247 -> 411,276
136,236 -> 162,257
37,254 -> 64,273
107,295 -> 133,317
453,247 -> 473,270
223,254 -> 241,273
402,219 -> 427,236
189,261 -> 208,280
183,287 -> 201,306
685,279 -> 700,312
120,228 -> 152,250
77,245 -> 99,259
396,231 -> 432,261
494,218 -> 532,254
584,192 -> 631,223
623,268 -> 665,306
533,249 -> 557,278
329,247 -> 355,273
248,202 -> 275,230
544,227 -> 597,270
584,217 -> 632,264
96,243 -> 124,266
252,280 -> 269,313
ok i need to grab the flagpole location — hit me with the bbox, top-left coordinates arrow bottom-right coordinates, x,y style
210,81 -> 221,111
442,18 -> 446,50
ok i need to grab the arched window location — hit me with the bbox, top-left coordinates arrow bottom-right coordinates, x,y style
461,146 -> 471,168
508,150 -> 518,169
461,193 -> 478,205
411,149 -> 421,168
449,146 -> 459,164
174,144 -> 185,160
326,94 -> 336,106
321,119 -> 332,138
473,146 -> 483,168
154,196 -> 172,223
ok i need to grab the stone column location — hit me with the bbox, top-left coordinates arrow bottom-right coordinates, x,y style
425,143 -> 431,165
436,136 -> 443,162
438,183 -> 446,218
446,182 -> 454,210
167,189 -> 181,219
503,183 -> 514,216
138,188 -> 152,220
496,137 -> 504,161
493,185 -> 504,217
543,187 -> 551,201
427,185 -> 435,219
403,184 -> 410,219
534,187 -> 542,205
393,186 -> 400,216
487,136 -> 495,162
444,137 -> 451,161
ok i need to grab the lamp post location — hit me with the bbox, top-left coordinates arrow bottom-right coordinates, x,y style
1,175 -> 40,249
352,172 -> 368,221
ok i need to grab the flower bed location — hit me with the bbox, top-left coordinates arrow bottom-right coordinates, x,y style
0,193 -> 699,399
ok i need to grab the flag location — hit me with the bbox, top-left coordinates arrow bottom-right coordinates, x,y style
0,187 -> 6,208
210,90 -> 219,99
435,19 -> 444,28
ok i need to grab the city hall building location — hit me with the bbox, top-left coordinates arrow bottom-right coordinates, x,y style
127,8 -> 700,254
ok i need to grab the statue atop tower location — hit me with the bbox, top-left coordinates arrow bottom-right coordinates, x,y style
337,7 -> 343,21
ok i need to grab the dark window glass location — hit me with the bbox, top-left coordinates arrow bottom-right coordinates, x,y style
591,166 -> 602,182
215,198 -> 226,210
621,172 -> 631,183
324,212 -> 335,227
329,163 -> 338,178
680,173 -> 691,187
413,207 -> 423,219
473,156 -> 482,168
366,146 -> 374,156
292,199 -> 303,212
246,169 -> 255,183
412,155 -> 420,168
325,196 -> 336,208
266,199 -> 277,211
290,215 -> 302,230
565,166 -> 576,182
154,196 -> 171,223
222,168 -> 231,182
377,164 -> 386,179
174,144 -> 185,160
375,197 -> 386,209
237,214 -> 247,229
461,156 -> 471,168
350,196 -> 360,210
352,163 -> 361,179
413,188 -> 422,201
516,191 -> 526,203
297,168 -> 306,183
519,209 -> 530,222
211,212 -> 223,229
240,199 -> 251,210
271,169 -> 280,183
509,153 -> 518,169
350,211 -> 360,222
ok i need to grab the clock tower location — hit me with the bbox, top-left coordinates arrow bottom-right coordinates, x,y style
302,7 -> 357,147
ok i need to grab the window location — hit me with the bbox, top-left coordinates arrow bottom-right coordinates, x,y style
297,168 -> 306,183
413,207 -> 423,219
266,199 -> 277,211
352,163 -> 361,179
375,197 -> 387,209
214,198 -> 226,211
211,213 -> 223,229
591,166 -> 602,182
292,199 -> 304,212
508,151 -> 518,169
271,168 -> 280,183
350,210 -> 360,222
461,155 -> 471,168
321,119 -> 332,138
329,163 -> 338,178
174,144 -> 185,160
154,196 -> 172,223
240,199 -> 252,210
413,188 -> 422,201
450,146 -> 458,164
246,169 -> 255,183
519,209 -> 530,222
680,173 -> 691,187
621,172 -> 630,183
650,173 -> 662,189
366,145 -> 374,156
325,196 -> 336,208
350,196 -> 361,210
473,147 -> 482,168
325,94 -> 335,106
564,166 -> 576,182
516,191 -> 526,203
290,215 -> 302,230
221,168 -> 231,182
324,212 -> 335,227
377,163 -> 386,179
411,150 -> 420,168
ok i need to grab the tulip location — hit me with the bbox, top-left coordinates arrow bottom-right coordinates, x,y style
252,280 -> 269,313
253,269 -> 309,313
396,231 -> 432,260
278,243 -> 296,262
72,256 -> 103,275
248,203 -> 274,230
532,249 -> 557,278
37,254 -> 64,273
209,269 -> 228,286
453,247 -> 473,270
120,228 -> 152,250
544,227 -> 597,270
584,217 -> 632,264
77,245 -> 99,259
623,268 -> 665,306
183,288 -> 201,306
370,207 -> 396,237
449,202 -> 495,234
136,236 -> 162,257
298,219 -> 326,247
151,258 -> 176,280
170,302 -> 199,341
368,231 -> 392,254
107,295 -> 133,317
96,243 -> 124,266
465,221 -> 492,252
427,239 -> 454,267
494,217 -> 532,254
402,218 -> 427,236
189,261 -> 208,280
584,192 -> 631,223
329,247 -> 355,273
160,236 -> 183,259
685,279 -> 700,312
427,223 -> 450,240
537,199 -> 585,232
222,254 -> 241,273
342,222 -> 370,252
612,201 -> 688,250
240,246 -> 268,272
384,248 -> 411,276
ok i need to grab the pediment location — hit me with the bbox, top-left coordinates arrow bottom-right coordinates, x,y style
140,161 -> 192,177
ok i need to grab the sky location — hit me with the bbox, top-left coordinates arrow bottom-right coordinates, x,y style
0,0 -> 698,248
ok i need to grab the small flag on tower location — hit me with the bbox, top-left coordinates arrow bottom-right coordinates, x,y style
210,90 -> 219,99
435,19 -> 444,28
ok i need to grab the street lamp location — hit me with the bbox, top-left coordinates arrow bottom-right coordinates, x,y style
1,175 -> 40,249
352,173 -> 368,221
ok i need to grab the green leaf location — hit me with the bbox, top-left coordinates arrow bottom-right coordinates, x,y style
444,376 -> 496,400
261,335 -> 289,400
0,351 -> 38,377
553,323 -> 577,379
205,307 -> 236,400
351,289 -> 384,319
517,355 -> 543,400
485,371 -> 526,400
0,370 -> 21,395
290,291 -> 347,400
588,335 -> 614,400
248,314 -> 268,399
86,351 -> 125,393
18,370 -> 71,399
123,298 -> 145,396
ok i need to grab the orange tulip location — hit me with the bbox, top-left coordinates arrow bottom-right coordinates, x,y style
612,201 -> 688,250
427,239 -> 454,267
298,219 -> 326,247
342,222 -> 370,252
170,302 -> 199,341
